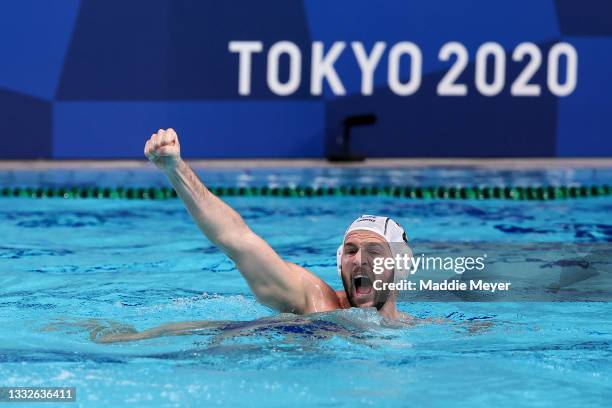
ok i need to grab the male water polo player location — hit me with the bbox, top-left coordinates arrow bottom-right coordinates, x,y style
144,128 -> 413,320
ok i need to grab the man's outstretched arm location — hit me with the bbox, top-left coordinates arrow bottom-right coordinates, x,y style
144,129 -> 338,314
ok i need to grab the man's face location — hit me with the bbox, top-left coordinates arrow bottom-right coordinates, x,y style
341,230 -> 395,309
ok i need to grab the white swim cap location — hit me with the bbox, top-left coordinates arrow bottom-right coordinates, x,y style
336,215 -> 413,282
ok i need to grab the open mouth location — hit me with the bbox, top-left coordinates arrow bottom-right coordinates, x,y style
353,275 -> 373,295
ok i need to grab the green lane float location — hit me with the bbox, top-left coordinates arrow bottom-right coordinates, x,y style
1,185 -> 611,200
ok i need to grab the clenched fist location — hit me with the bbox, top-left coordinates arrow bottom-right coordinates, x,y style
144,128 -> 181,170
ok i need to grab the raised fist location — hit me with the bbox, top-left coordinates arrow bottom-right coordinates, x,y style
144,128 -> 181,170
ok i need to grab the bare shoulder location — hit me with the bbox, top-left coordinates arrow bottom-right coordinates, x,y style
285,262 -> 344,313
334,290 -> 351,309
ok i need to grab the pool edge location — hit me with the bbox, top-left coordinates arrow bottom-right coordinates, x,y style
2,158 -> 612,170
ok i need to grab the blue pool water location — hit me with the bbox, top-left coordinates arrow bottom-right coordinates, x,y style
1,167 -> 611,407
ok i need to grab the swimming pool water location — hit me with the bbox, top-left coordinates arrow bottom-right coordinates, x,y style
1,168 -> 611,407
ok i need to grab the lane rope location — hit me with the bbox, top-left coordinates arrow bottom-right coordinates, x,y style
1,185 -> 611,200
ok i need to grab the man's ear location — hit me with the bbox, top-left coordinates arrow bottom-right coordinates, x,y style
336,244 -> 343,276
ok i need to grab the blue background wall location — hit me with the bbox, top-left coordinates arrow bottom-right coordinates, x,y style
0,0 -> 611,159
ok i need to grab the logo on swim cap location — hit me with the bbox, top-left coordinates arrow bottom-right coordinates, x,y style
354,215 -> 377,223
336,215 -> 412,282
